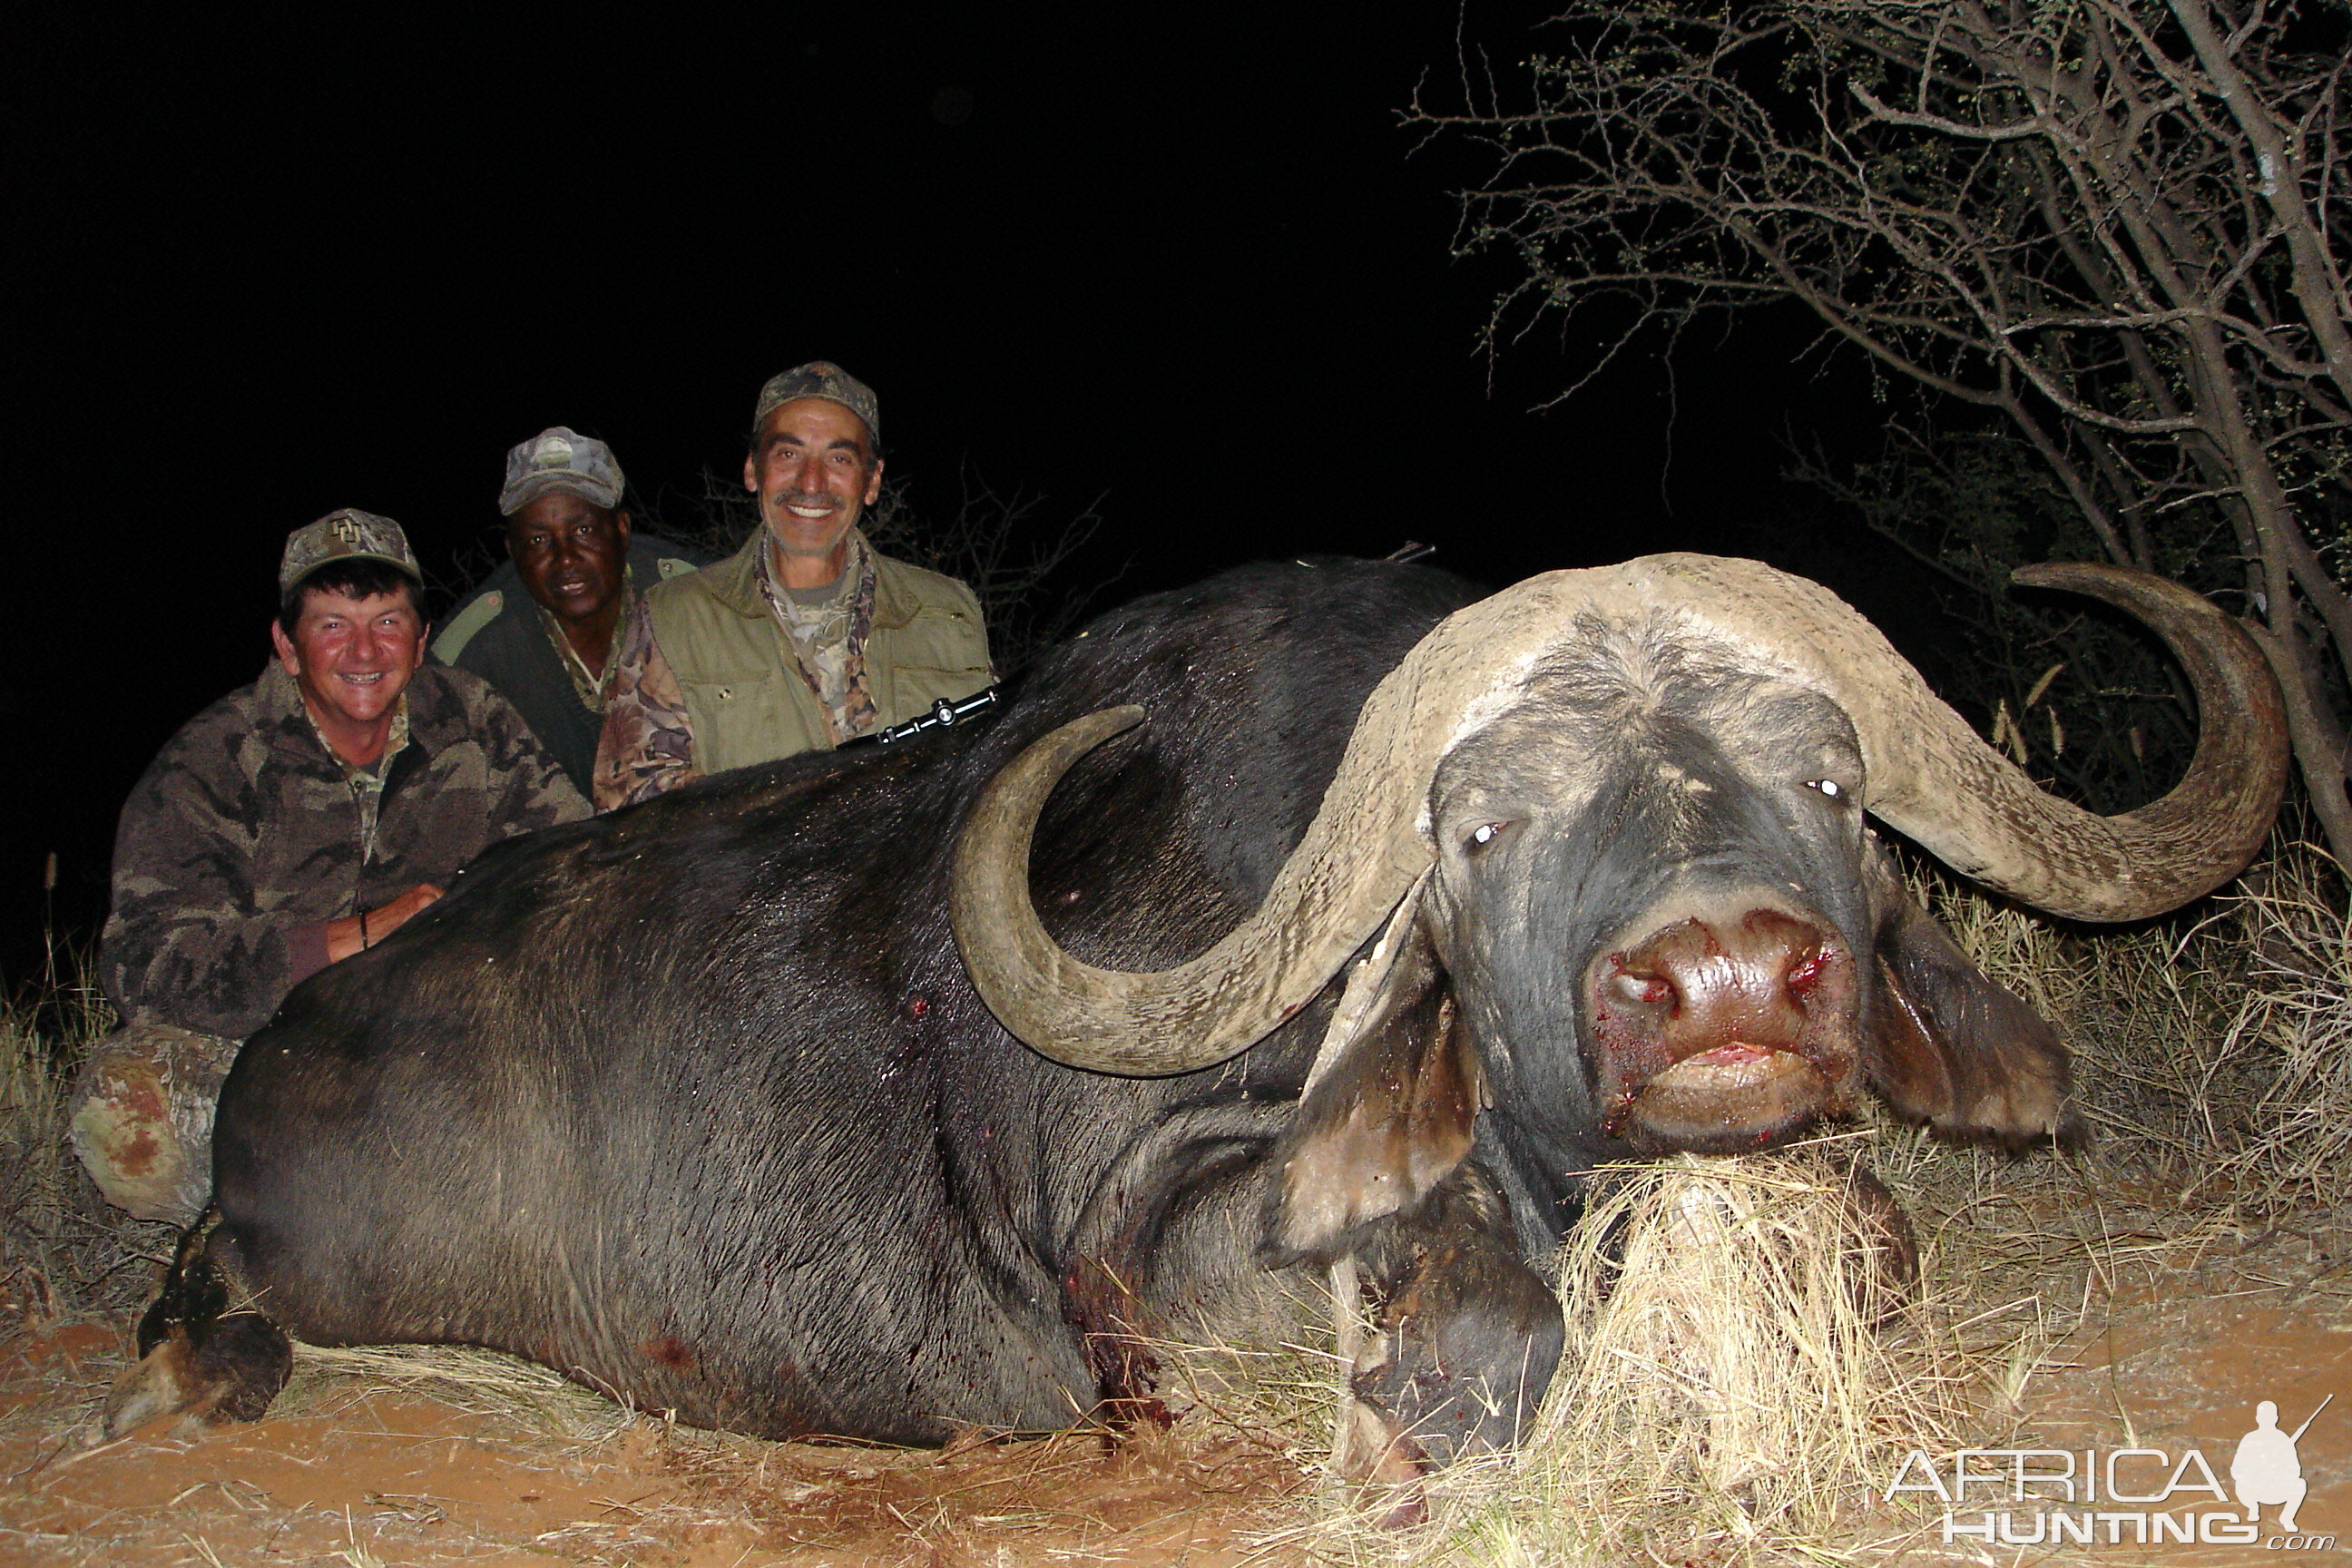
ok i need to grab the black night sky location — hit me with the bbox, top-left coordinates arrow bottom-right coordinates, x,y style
6,5 -> 1904,983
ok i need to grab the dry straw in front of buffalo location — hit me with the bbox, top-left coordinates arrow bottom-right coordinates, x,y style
1265,1137 -> 2023,1567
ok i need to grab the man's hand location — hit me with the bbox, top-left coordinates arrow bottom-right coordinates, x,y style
324,883 -> 446,964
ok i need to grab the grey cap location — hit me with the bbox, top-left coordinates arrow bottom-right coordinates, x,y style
279,509 -> 422,593
500,426 -> 627,514
752,361 -> 879,446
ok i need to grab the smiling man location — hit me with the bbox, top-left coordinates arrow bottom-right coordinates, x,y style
71,510 -> 588,1223
433,428 -> 706,795
593,361 -> 992,809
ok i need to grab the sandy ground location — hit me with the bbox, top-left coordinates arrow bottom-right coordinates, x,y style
3,1210 -> 2347,1566
0,1323 -> 1318,1567
1957,1222 -> 2352,1567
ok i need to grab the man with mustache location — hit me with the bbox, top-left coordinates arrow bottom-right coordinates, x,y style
433,428 -> 706,797
593,362 -> 992,809
71,512 -> 589,1223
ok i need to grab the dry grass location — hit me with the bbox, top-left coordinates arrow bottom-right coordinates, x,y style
0,952 -> 174,1333
1538,1145 -> 1969,1528
277,1344 -> 643,1446
1928,834 -> 2352,1213
1260,1137 -> 2046,1567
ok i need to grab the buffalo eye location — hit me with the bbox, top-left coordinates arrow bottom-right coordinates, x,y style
1804,779 -> 1850,800
1465,820 -> 1512,851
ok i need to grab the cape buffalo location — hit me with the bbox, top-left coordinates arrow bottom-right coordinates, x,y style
107,554 -> 2285,1484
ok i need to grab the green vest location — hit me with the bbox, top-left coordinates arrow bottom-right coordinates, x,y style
646,530 -> 993,777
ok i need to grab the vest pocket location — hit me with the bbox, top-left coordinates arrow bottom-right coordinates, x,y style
884,611 -> 986,670
674,672 -> 832,775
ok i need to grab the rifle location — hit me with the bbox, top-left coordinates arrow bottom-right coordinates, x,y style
840,686 -> 1001,749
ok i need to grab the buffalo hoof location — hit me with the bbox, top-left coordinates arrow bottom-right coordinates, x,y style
1333,1397 -> 1430,1527
103,1208 -> 293,1440
103,1314 -> 291,1439
1842,1163 -> 1920,1312
1348,1233 -> 1564,1471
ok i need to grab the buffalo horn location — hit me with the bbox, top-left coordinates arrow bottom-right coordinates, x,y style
1847,560 -> 2288,920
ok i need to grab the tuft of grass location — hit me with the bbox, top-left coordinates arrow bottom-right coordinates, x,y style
278,1342 -> 644,1445
1268,1139 -> 2026,1566
0,950 -> 175,1330
1541,1142 -> 1967,1510
1923,834 -> 2352,1213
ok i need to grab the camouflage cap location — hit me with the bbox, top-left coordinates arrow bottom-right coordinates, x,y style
499,426 -> 628,515
278,509 -> 422,593
751,361 -> 879,446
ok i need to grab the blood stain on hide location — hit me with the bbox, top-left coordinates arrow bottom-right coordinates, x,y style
1601,1087 -> 1639,1139
906,995 -> 930,1019
642,1337 -> 697,1373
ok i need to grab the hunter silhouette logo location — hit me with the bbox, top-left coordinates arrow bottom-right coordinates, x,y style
2233,1395 -> 2328,1534
1887,1392 -> 2336,1549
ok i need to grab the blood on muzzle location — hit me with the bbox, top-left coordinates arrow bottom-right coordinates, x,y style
1591,906 -> 1856,1149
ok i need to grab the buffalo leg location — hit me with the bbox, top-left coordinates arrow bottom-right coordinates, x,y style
1147,1152 -> 1563,1481
1063,1105 -> 1305,1426
1065,1113 -> 1563,1478
1339,1163 -> 1563,1479
103,1209 -> 292,1438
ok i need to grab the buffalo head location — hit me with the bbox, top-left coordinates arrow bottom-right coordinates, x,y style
950,556 -> 2286,1251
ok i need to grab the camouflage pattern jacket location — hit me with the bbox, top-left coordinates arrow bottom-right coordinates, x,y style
102,662 -> 590,1040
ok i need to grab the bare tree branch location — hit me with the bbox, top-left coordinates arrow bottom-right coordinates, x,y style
1416,0 -> 2352,870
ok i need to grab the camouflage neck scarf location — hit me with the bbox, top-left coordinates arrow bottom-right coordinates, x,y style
758,529 -> 879,744
536,563 -> 633,712
302,697 -> 410,866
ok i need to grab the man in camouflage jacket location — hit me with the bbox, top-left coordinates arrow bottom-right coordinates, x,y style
74,511 -> 588,1223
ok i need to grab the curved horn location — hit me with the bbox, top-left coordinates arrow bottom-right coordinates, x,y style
953,555 -> 2288,1075
1858,560 -> 2288,919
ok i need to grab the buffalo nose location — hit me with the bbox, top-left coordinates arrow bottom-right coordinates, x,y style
1602,909 -> 1831,1057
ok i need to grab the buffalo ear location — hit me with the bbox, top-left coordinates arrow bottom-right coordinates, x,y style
1864,857 -> 2080,1145
1261,877 -> 1484,1266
